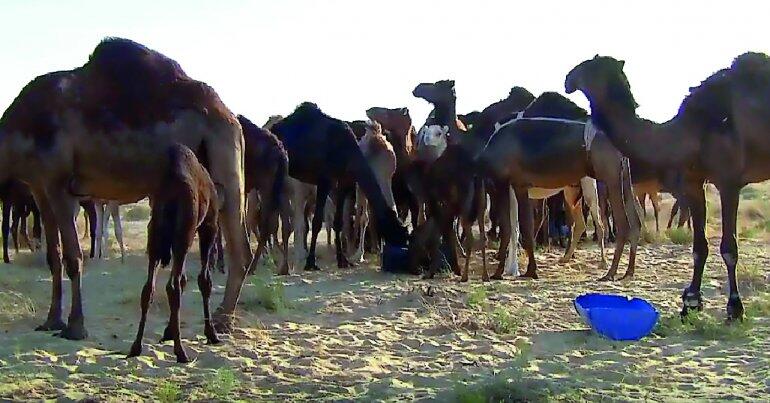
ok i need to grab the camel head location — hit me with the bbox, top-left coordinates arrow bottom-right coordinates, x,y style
458,111 -> 482,129
415,124 -> 449,163
505,86 -> 537,110
366,107 -> 413,159
363,120 -> 383,138
565,55 -> 638,111
412,80 -> 456,105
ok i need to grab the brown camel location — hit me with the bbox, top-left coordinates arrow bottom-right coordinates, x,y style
0,38 -> 250,338
239,115 -> 291,275
565,53 -> 770,321
476,91 -> 642,280
128,144 -> 220,363
351,120 -> 397,262
365,107 -> 422,228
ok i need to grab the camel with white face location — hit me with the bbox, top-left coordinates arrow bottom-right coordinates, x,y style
0,38 -> 251,339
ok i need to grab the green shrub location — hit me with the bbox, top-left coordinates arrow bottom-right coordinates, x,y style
666,227 -> 692,245
466,287 -> 488,309
124,204 -> 151,222
247,272 -> 290,312
205,368 -> 239,400
654,310 -> 751,340
154,380 -> 181,403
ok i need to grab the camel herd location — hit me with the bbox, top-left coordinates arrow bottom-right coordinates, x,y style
1,38 -> 768,362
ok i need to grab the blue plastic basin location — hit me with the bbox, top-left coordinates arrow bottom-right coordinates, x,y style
382,243 -> 409,273
574,293 -> 659,341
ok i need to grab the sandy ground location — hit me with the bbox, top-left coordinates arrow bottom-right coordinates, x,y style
1,196 -> 769,402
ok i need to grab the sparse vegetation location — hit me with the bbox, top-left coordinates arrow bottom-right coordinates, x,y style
0,291 -> 35,324
246,271 -> 291,312
666,227 -> 692,245
466,286 -> 488,309
154,380 -> 181,403
654,310 -> 752,340
124,204 -> 151,222
205,368 -> 239,400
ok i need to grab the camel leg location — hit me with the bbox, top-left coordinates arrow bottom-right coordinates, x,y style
681,181 -> 707,317
166,243 -> 189,363
718,185 -> 744,321
94,202 -> 105,259
31,204 -> 42,251
599,183 -> 629,281
109,202 -> 126,263
351,187 -> 368,264
11,206 -> 21,254
18,205 -> 33,252
494,186 -> 515,279
334,186 -> 355,268
667,200 -> 680,230
582,178 -> 607,270
290,183 -> 309,265
30,190 -> 66,331
651,192 -> 661,234
2,202 -> 10,263
305,181 -> 330,271
619,163 -> 642,280
460,217 -> 474,283
477,184 -> 489,282
560,196 -> 585,264
515,187 -> 538,279
49,190 -> 88,340
128,209 -> 162,359
277,204 -> 292,275
197,218 -> 221,345
504,187 -> 521,277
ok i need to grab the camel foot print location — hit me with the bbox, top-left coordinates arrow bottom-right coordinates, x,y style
726,297 -> 744,323
57,323 -> 88,340
519,270 -> 539,280
35,318 -> 67,332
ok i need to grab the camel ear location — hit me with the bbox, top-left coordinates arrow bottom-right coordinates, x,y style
593,54 -> 599,59
619,59 -> 626,67
400,107 -> 409,115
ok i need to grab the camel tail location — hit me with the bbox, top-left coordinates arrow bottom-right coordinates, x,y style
348,134 -> 408,247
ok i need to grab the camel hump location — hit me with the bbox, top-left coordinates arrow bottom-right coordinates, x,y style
81,37 -> 235,132
523,92 -> 588,120
679,69 -> 733,131
732,52 -> 770,95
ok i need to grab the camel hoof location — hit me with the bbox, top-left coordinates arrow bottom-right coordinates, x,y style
35,318 -> 67,332
303,264 -> 321,272
558,257 -> 570,264
421,272 -> 435,280
726,297 -> 744,323
460,276 -> 469,283
597,274 -> 615,282
619,272 -> 634,281
175,350 -> 190,364
57,323 -> 88,340
159,326 -> 174,343
490,273 -> 504,281
680,289 -> 703,318
127,343 -> 143,358
277,267 -> 290,276
519,271 -> 539,280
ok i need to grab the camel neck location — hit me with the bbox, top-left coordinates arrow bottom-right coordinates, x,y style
589,96 -> 697,169
431,100 -> 456,126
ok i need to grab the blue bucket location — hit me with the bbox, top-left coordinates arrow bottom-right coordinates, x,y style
574,293 -> 659,341
382,243 -> 409,273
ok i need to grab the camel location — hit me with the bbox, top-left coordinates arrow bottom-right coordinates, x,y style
351,120 -> 397,263
269,102 -> 408,272
633,180 -> 662,233
128,144 -> 220,363
565,53 -> 770,321
239,115 -> 291,275
0,38 -> 250,339
477,91 -> 642,280
94,200 -> 126,263
1,180 -> 42,262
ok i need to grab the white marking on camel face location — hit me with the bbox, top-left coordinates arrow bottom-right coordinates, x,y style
416,124 -> 449,161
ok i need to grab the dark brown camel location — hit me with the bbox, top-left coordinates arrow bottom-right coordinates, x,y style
566,53 -> 770,321
1,180 -> 42,262
238,115 -> 292,275
0,38 -> 251,339
269,102 -> 408,271
128,144 -> 220,363
476,91 -> 642,280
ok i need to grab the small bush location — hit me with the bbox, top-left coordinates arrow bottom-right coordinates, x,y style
248,272 -> 290,312
124,204 -> 151,222
491,307 -> 519,335
205,368 -> 238,400
466,287 -> 488,309
0,291 -> 36,325
666,227 -> 692,245
654,310 -> 751,340
154,380 -> 181,403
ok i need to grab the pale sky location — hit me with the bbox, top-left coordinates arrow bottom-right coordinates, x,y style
1,0 -> 768,127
